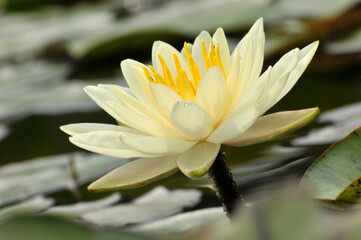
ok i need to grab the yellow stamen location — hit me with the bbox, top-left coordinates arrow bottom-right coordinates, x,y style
158,53 -> 177,91
142,66 -> 153,82
209,42 -> 216,66
142,39 -> 227,102
216,45 -> 226,79
201,40 -> 211,69
148,65 -> 163,84
183,42 -> 201,87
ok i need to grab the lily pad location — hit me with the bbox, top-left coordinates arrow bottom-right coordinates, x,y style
300,126 -> 361,202
292,102 -> 361,146
81,186 -> 202,227
42,193 -> 121,220
0,125 -> 8,142
132,207 -> 226,240
0,152 -> 128,207
0,195 -> 53,224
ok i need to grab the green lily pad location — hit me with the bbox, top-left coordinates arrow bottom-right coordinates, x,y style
300,126 -> 361,202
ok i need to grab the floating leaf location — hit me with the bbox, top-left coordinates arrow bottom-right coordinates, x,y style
81,186 -> 202,227
0,196 -> 53,224
0,125 -> 8,142
42,193 -> 121,220
0,153 -> 128,207
325,27 -> 361,55
132,207 -> 226,240
293,102 -> 361,146
300,126 -> 361,202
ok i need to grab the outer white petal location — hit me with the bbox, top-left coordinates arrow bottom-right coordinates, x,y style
88,156 -> 178,191
227,19 -> 264,102
120,60 -> 156,112
196,66 -> 226,125
105,100 -> 181,139
98,84 -> 134,97
227,66 -> 271,119
69,131 -> 153,158
170,101 -> 213,140
212,28 -> 231,74
149,83 -> 182,119
60,123 -> 140,137
111,86 -> 171,127
192,31 -> 212,73
227,36 -> 254,106
120,133 -> 196,155
177,142 -> 220,178
258,48 -> 300,114
83,86 -> 123,121
223,47 -> 240,116
225,107 -> 320,146
155,43 -> 191,80
152,41 -> 163,67
207,106 -> 258,143
275,41 -> 319,103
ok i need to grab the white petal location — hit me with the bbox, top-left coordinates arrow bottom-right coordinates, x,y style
170,101 -> 213,140
83,86 -> 123,121
223,47 -> 240,115
258,48 -> 300,114
70,131 -> 153,158
177,142 -> 220,178
192,31 -> 212,73
98,84 -> 134,97
120,59 -> 154,107
60,123 -> 140,136
111,86 -> 171,127
155,43 -> 191,80
227,66 -> 271,119
152,41 -> 163,67
88,156 -> 178,191
207,106 -> 258,143
120,133 -> 196,155
105,100 -> 181,139
227,37 -> 254,105
149,83 -> 182,119
225,107 -> 320,146
228,18 -> 265,103
212,28 -> 231,74
196,67 -> 226,125
275,41 -> 319,103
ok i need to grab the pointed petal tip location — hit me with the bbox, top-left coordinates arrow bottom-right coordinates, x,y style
59,125 -> 73,136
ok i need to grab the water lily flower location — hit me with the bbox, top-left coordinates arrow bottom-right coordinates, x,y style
61,18 -> 319,191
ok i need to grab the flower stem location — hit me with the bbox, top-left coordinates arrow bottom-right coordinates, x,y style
208,151 -> 244,218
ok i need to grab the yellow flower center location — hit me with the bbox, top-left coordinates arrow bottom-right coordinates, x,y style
142,40 -> 226,101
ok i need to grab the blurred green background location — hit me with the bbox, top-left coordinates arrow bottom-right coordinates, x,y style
0,0 -> 360,239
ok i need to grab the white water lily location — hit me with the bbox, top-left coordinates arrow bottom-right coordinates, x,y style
61,18 -> 319,191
